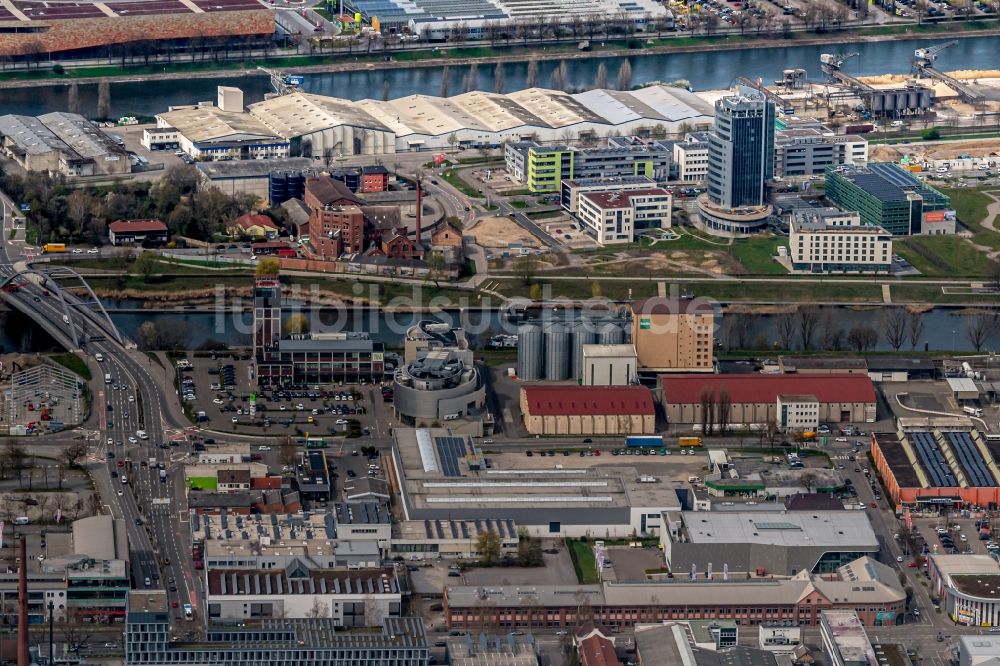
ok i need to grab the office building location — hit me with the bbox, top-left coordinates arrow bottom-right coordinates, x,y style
445,556 -> 905,631
505,139 -> 675,194
252,276 -> 385,386
788,209 -> 892,273
825,162 -> 953,235
580,344 -> 638,386
125,591 -> 429,665
820,611 -> 877,666
0,112 -> 130,177
392,349 -> 487,429
662,510 -> 879,576
777,394 -> 820,431
575,188 -> 672,245
674,131 -> 711,181
630,298 -> 714,373
773,127 -> 868,178
697,91 -> 775,235
658,373 -> 877,428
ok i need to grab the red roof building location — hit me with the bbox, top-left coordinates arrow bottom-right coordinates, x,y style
578,634 -> 622,666
658,373 -> 877,428
230,213 -> 279,239
108,219 -> 168,246
519,385 -> 655,436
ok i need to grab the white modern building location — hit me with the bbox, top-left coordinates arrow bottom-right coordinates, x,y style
788,209 -> 892,273
580,344 -> 638,386
560,176 -> 656,214
673,132 -> 711,181
777,394 -> 820,431
576,187 -> 671,244
774,126 -> 868,178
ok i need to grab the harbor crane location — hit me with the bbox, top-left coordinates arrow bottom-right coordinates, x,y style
256,66 -> 304,96
911,41 -> 984,105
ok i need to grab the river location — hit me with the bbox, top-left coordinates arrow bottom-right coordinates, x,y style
2,303 -> 996,353
2,35 -> 1000,117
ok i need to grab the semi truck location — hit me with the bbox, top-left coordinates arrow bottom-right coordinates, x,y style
42,243 -> 66,253
626,435 -> 664,448
678,437 -> 703,447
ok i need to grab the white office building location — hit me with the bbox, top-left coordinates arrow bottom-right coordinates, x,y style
777,394 -> 819,431
788,209 -> 892,273
774,127 -> 868,178
673,132 -> 711,181
576,188 -> 672,245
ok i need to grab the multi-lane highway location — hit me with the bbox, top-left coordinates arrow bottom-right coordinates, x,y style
0,199 -> 201,626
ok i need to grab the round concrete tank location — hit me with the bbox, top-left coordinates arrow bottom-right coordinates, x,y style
516,324 -> 544,381
597,321 -> 625,345
544,322 -> 571,381
571,322 -> 597,380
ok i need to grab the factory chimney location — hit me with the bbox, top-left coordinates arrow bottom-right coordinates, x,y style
415,178 -> 422,249
18,537 -> 29,666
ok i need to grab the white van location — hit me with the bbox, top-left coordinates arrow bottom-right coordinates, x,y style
14,516 -> 30,525
105,373 -> 112,384
95,353 -> 104,362
137,430 -> 148,440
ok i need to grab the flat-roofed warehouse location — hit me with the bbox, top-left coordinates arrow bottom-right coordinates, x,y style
0,112 -> 130,176
662,510 -> 879,577
390,427 -> 680,537
870,423 -> 1000,508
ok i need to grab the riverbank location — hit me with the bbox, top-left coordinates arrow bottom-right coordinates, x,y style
2,19 -> 999,88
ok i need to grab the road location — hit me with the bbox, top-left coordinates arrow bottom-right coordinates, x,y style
0,196 -> 202,630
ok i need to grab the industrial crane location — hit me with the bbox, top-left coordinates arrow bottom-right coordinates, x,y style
911,41 -> 984,105
819,51 -> 860,82
256,66 -> 304,97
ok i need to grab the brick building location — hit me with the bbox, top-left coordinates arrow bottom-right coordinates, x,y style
304,176 -> 365,254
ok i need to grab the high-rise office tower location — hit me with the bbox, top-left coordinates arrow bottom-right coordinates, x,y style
698,89 -> 776,235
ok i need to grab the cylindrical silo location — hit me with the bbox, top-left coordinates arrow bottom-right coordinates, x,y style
544,323 -> 570,381
571,322 -> 597,381
597,321 -> 625,345
517,324 -> 543,381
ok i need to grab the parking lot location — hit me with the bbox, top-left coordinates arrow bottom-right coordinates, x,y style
175,352 -> 378,438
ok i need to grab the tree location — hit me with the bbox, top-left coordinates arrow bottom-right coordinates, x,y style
278,436 -> 298,467
439,65 -> 450,97
136,321 -> 159,350
61,442 -> 88,469
800,471 -> 819,493
133,250 -> 158,282
494,62 -> 505,94
922,127 -> 941,141
884,308 -> 908,351
699,388 -> 714,435
717,388 -> 732,436
305,598 -> 329,618
516,529 -> 544,566
616,59 -> 632,91
2,439 -> 27,482
515,256 -> 538,286
284,313 -> 309,335
796,306 -> 821,350
529,283 -> 542,301
526,56 -> 538,88
446,132 -> 458,152
908,311 -> 926,350
97,81 -> 111,120
476,529 -> 502,565
847,324 -> 879,352
591,281 -> 603,299
465,63 -> 479,92
257,258 -> 280,275
67,82 -> 80,114
594,62 -> 608,90
426,251 -> 447,287
966,310 -> 998,352
775,312 -> 796,350
724,312 -> 757,350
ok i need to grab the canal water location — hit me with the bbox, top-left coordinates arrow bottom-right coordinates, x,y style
2,35 -> 999,117
2,303 -> 995,352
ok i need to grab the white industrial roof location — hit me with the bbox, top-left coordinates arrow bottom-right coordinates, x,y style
681,510 -> 878,548
158,105 -> 278,144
